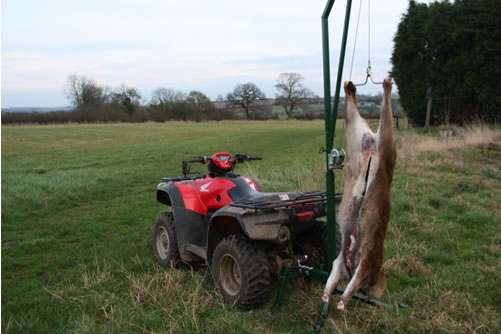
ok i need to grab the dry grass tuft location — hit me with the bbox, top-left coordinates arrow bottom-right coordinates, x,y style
297,160 -> 327,191
383,253 -> 431,277
404,254 -> 432,277
81,259 -> 112,288
438,292 -> 459,313
398,124 -> 501,159
484,244 -> 501,255
1,240 -> 16,248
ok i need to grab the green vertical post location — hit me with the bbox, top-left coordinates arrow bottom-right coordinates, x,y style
322,0 -> 353,271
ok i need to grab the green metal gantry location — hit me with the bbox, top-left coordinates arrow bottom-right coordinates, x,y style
322,0 -> 352,272
303,0 -> 354,284
275,4 -> 408,330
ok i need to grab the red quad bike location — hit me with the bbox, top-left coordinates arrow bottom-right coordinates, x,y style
153,152 -> 341,310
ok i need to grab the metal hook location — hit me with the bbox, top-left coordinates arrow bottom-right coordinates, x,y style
354,60 -> 383,86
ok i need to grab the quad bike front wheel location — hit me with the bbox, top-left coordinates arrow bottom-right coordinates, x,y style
211,234 -> 271,310
152,212 -> 180,268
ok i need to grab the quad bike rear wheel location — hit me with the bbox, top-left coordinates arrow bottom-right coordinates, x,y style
211,234 -> 271,310
294,221 -> 341,270
152,212 -> 180,268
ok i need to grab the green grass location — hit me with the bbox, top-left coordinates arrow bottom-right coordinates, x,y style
2,121 -> 500,333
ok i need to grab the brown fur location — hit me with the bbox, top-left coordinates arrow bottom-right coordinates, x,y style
322,77 -> 396,310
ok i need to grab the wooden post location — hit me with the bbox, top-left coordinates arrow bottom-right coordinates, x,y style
424,87 -> 432,133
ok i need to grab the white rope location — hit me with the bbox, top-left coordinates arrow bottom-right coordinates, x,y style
368,0 -> 371,67
349,0 -> 364,81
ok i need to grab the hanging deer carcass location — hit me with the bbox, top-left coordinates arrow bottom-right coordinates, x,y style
322,76 -> 397,310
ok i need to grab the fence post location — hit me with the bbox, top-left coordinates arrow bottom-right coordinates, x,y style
424,87 -> 432,133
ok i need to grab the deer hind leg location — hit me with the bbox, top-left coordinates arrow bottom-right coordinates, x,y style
337,259 -> 366,310
344,81 -> 359,124
376,76 -> 394,144
322,254 -> 349,303
367,271 -> 387,299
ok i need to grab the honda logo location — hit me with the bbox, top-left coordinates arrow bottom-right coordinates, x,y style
200,182 -> 212,192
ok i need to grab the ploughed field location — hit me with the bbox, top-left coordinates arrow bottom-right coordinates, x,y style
2,121 -> 500,333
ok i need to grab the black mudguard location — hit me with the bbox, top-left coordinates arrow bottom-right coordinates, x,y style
157,183 -> 208,261
206,205 -> 295,262
210,205 -> 289,242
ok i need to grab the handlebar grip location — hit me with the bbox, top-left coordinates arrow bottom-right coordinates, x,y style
250,156 -> 262,160
190,156 -> 209,163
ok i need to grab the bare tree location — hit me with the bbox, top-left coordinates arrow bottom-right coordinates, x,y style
64,75 -> 107,109
150,88 -> 185,105
186,91 -> 217,121
150,88 -> 187,121
226,82 -> 266,119
64,74 -> 110,121
275,72 -> 314,118
110,85 -> 142,115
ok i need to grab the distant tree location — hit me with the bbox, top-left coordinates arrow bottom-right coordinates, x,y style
64,75 -> 107,108
275,72 -> 315,118
64,75 -> 109,121
186,91 -> 217,121
216,94 -> 225,102
364,93 -> 383,104
392,0 -> 501,125
151,88 -> 185,106
150,88 -> 187,121
110,85 -> 142,118
226,82 -> 266,119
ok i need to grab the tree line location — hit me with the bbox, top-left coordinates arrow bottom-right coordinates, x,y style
392,0 -> 500,125
2,72 -> 320,124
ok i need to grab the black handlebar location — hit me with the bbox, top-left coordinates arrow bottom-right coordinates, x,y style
182,158 -> 206,176
182,153 -> 261,177
233,153 -> 261,163
189,156 -> 208,163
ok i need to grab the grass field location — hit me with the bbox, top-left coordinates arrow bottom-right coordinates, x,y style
2,120 -> 500,333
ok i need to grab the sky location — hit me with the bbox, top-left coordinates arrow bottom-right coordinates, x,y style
1,0 -> 417,108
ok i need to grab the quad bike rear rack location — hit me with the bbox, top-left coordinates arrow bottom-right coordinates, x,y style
230,191 -> 343,210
